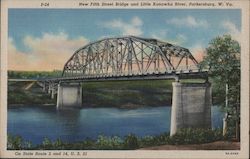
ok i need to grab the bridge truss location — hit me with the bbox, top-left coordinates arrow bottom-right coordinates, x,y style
62,36 -> 201,79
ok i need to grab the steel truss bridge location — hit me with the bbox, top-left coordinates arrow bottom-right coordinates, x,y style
42,36 -> 207,83
35,36 -> 211,131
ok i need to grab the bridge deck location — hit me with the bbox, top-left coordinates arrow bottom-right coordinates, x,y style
8,79 -> 38,82
40,69 -> 208,82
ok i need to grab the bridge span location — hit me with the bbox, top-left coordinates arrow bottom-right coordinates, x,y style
37,36 -> 211,136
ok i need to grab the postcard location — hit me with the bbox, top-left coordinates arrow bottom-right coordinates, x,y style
0,0 -> 249,158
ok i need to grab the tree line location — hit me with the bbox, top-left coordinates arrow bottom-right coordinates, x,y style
8,70 -> 63,79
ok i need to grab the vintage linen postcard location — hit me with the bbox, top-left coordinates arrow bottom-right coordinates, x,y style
0,0 -> 249,158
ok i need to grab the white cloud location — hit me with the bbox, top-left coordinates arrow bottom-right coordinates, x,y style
167,16 -> 208,28
151,30 -> 168,40
131,16 -> 143,26
102,16 -> 143,36
149,29 -> 205,63
151,31 -> 204,63
8,32 -> 89,71
221,20 -> 241,42
176,34 -> 187,44
151,31 -> 187,45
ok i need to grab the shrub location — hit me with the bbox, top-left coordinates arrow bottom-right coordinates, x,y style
79,139 -> 96,149
152,133 -> 172,145
139,135 -> 155,147
53,138 -> 64,149
96,135 -> 123,150
224,117 -> 237,140
169,128 -> 223,145
23,141 -> 33,149
7,134 -> 23,150
41,137 -> 53,149
123,134 -> 139,149
8,129 -> 224,150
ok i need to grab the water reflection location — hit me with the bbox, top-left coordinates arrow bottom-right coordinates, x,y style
8,106 -> 223,144
56,109 -> 81,138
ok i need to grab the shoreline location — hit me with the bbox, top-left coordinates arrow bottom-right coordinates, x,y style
139,141 -> 240,150
8,80 -> 173,109
7,129 -> 233,150
8,103 -> 55,107
7,103 -> 220,109
7,103 -> 171,109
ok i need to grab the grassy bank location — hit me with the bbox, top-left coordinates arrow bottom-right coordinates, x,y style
8,80 -> 174,107
8,70 -> 62,79
8,128 -> 224,150
8,70 -> 222,108
82,80 -> 174,108
8,79 -> 207,108
8,79 -> 176,107
8,81 -> 56,105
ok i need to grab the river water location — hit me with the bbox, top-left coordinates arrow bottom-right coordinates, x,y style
8,106 -> 224,145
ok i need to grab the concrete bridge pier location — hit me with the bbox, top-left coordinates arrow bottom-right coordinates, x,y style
42,82 -> 49,93
42,82 -> 46,92
48,83 -> 52,94
170,82 -> 212,136
56,83 -> 82,109
51,84 -> 56,99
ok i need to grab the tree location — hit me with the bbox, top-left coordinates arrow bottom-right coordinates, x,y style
200,34 -> 240,141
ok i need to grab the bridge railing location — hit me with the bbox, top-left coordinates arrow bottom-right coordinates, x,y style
61,65 -> 207,79
175,65 -> 201,72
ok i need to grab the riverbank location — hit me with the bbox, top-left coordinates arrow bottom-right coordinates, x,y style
8,128 -> 229,150
8,81 -> 56,105
82,80 -> 174,107
140,141 -> 240,150
8,80 -> 174,108
8,79 -> 210,108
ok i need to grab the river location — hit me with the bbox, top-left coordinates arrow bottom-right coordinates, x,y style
8,106 -> 224,145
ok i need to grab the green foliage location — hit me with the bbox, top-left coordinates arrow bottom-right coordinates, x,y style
169,128 -> 223,145
223,117 -> 237,139
8,70 -> 63,79
200,34 -> 240,109
8,73 -> 204,107
7,134 -> 32,150
53,138 -> 65,149
8,81 -> 56,105
40,137 -> 70,150
41,137 -> 53,149
200,34 -> 240,139
7,134 -> 23,150
96,135 -> 123,150
82,80 -> 174,107
123,134 -> 139,149
139,133 -> 172,147
23,141 -> 33,149
200,34 -> 240,80
139,135 -> 155,147
8,129 -> 224,150
79,139 -> 96,149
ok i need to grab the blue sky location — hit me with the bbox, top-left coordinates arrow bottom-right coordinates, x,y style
8,9 -> 241,71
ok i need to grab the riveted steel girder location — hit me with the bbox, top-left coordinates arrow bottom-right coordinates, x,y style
62,36 -> 199,77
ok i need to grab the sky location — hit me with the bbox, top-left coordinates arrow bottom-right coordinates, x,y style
8,9 -> 241,71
